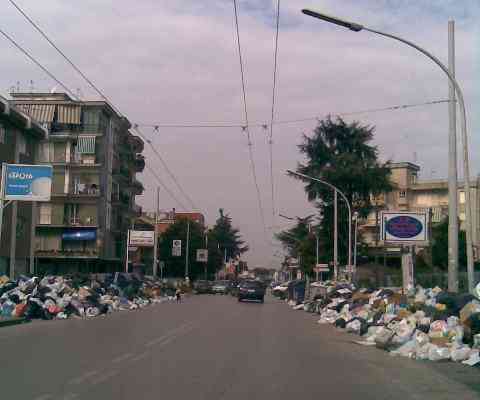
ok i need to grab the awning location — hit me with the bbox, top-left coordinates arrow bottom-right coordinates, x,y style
62,229 -> 97,241
57,105 -> 81,124
16,103 -> 55,123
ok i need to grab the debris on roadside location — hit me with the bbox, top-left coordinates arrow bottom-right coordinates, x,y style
275,280 -> 480,367
0,274 -> 176,325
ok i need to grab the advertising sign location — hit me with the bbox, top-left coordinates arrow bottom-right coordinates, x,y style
128,230 -> 155,247
3,164 -> 52,201
380,211 -> 428,243
196,249 -> 208,262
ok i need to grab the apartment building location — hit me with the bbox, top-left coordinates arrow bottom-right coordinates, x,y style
10,92 -> 145,273
0,96 -> 47,277
361,162 -> 480,251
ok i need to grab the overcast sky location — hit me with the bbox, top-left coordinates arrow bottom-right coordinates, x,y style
1,1 -> 479,267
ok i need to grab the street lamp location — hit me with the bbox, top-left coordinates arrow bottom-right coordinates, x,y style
301,8 -> 475,294
287,170 -> 352,279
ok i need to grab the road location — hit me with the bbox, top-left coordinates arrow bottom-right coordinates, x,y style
1,294 -> 479,400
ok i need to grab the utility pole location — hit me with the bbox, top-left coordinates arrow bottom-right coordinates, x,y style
447,20 -> 459,293
205,229 -> 208,280
334,190 -> 338,279
315,231 -> 319,281
153,187 -> 160,277
185,220 -> 190,279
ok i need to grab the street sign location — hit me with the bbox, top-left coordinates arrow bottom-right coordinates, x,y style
380,211 -> 429,244
172,240 -> 182,257
314,264 -> 329,272
3,164 -> 52,201
128,246 -> 138,252
129,230 -> 154,247
196,249 -> 208,262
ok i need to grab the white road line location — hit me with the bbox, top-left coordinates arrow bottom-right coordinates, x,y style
68,369 -> 100,385
89,370 -> 120,386
60,393 -> 79,400
131,351 -> 149,362
145,322 -> 195,347
111,352 -> 134,364
33,395 -> 53,400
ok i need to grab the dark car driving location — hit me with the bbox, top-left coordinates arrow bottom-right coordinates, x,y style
238,280 -> 265,303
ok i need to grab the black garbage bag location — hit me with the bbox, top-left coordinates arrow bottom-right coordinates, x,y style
333,301 -> 349,312
24,300 -> 44,320
468,313 -> 480,335
335,318 -> 346,328
8,293 -> 21,304
433,308 -> 456,321
422,306 -> 437,318
417,324 -> 430,334
359,319 -> 369,336
98,303 -> 109,314
435,292 -> 457,312
42,308 -> 53,320
0,282 -> 16,296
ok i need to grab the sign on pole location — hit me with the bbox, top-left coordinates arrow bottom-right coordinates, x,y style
380,211 -> 429,244
196,249 -> 208,262
128,230 -> 155,247
172,239 -> 182,257
4,164 -> 52,201
314,263 -> 329,272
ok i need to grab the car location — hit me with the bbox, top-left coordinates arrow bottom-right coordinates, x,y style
211,280 -> 229,295
238,280 -> 265,303
193,280 -> 212,294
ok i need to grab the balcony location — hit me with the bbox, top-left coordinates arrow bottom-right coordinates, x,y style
69,183 -> 101,197
132,179 -> 144,195
35,249 -> 99,258
134,155 -> 145,172
128,135 -> 144,153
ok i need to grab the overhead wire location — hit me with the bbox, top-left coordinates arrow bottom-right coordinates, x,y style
0,27 -> 78,100
232,0 -> 268,238
8,0 -> 197,210
133,125 -> 197,210
268,0 -> 281,224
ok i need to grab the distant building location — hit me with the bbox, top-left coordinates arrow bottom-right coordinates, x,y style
144,209 -> 205,235
10,92 -> 145,273
0,95 -> 48,277
361,161 -> 480,252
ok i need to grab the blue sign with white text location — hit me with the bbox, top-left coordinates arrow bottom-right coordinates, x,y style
386,216 -> 423,239
4,164 -> 53,201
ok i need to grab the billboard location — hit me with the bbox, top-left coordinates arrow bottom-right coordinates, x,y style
3,164 -> 52,201
380,211 -> 428,243
129,230 -> 155,247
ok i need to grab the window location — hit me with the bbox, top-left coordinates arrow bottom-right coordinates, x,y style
66,204 -> 80,225
39,203 -> 52,225
0,123 -> 5,144
459,191 -> 465,204
17,133 -> 26,154
399,190 -> 406,198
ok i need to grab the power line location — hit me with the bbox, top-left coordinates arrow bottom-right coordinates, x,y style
144,164 -> 188,210
268,0 -> 281,224
133,125 -> 197,210
0,27 -> 78,99
232,0 -> 267,237
8,0 -> 122,115
133,99 -> 450,129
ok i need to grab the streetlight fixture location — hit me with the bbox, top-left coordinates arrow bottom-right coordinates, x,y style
287,170 -> 352,279
301,8 -> 475,294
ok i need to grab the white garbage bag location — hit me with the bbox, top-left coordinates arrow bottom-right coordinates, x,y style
428,345 -> 451,361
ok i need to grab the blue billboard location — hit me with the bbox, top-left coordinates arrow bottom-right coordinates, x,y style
3,164 -> 52,201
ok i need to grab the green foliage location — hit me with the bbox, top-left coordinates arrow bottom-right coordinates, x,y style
279,117 -> 393,269
431,219 -> 467,269
210,208 -> 249,260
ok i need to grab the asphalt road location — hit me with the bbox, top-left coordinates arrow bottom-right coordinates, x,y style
1,294 -> 479,400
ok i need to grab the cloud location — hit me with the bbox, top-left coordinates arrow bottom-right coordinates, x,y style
1,0 -> 479,266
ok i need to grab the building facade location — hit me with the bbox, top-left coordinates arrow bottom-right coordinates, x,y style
10,92 -> 145,273
361,162 -> 480,252
0,95 -> 48,277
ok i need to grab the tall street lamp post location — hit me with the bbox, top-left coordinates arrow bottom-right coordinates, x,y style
301,9 -> 474,293
287,170 -> 352,279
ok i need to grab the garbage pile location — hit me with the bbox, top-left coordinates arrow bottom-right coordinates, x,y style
0,274 -> 174,322
298,281 -> 480,367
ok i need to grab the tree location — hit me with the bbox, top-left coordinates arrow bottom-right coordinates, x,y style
291,116 -> 394,265
431,219 -> 467,269
210,208 -> 249,261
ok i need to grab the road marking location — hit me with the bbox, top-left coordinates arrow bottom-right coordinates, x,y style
89,369 -> 120,386
111,352 -> 134,364
145,322 -> 195,347
131,351 -> 149,362
68,369 -> 100,385
60,393 -> 79,400
32,395 -> 53,400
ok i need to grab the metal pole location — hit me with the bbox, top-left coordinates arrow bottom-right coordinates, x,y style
0,163 -> 5,257
354,213 -> 358,269
125,229 -> 130,273
447,20 -> 459,293
362,26 -> 474,293
205,230 -> 208,280
185,220 -> 190,279
153,187 -> 159,277
334,190 -> 338,279
316,232 -> 319,281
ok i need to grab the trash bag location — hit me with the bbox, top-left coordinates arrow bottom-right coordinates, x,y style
390,340 -> 416,358
375,327 -> 395,350
334,318 -> 346,328
428,345 -> 451,361
14,303 -> 27,317
451,346 -> 472,362
24,300 -> 44,319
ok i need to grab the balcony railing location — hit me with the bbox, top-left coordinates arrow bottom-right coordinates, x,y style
70,183 -> 100,196
65,216 -> 97,226
35,249 -> 99,258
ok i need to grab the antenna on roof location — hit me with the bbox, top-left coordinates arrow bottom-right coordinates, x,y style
29,80 -> 34,92
16,81 -> 20,92
413,151 -> 418,163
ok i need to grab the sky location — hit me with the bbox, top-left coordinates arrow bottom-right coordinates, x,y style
1,0 -> 479,268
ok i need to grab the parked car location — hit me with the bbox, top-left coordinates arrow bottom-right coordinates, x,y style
212,280 -> 229,295
227,280 -> 239,296
238,280 -> 265,303
193,280 -> 212,294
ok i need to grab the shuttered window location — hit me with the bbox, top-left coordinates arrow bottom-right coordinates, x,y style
39,203 -> 52,225
76,136 -> 96,154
